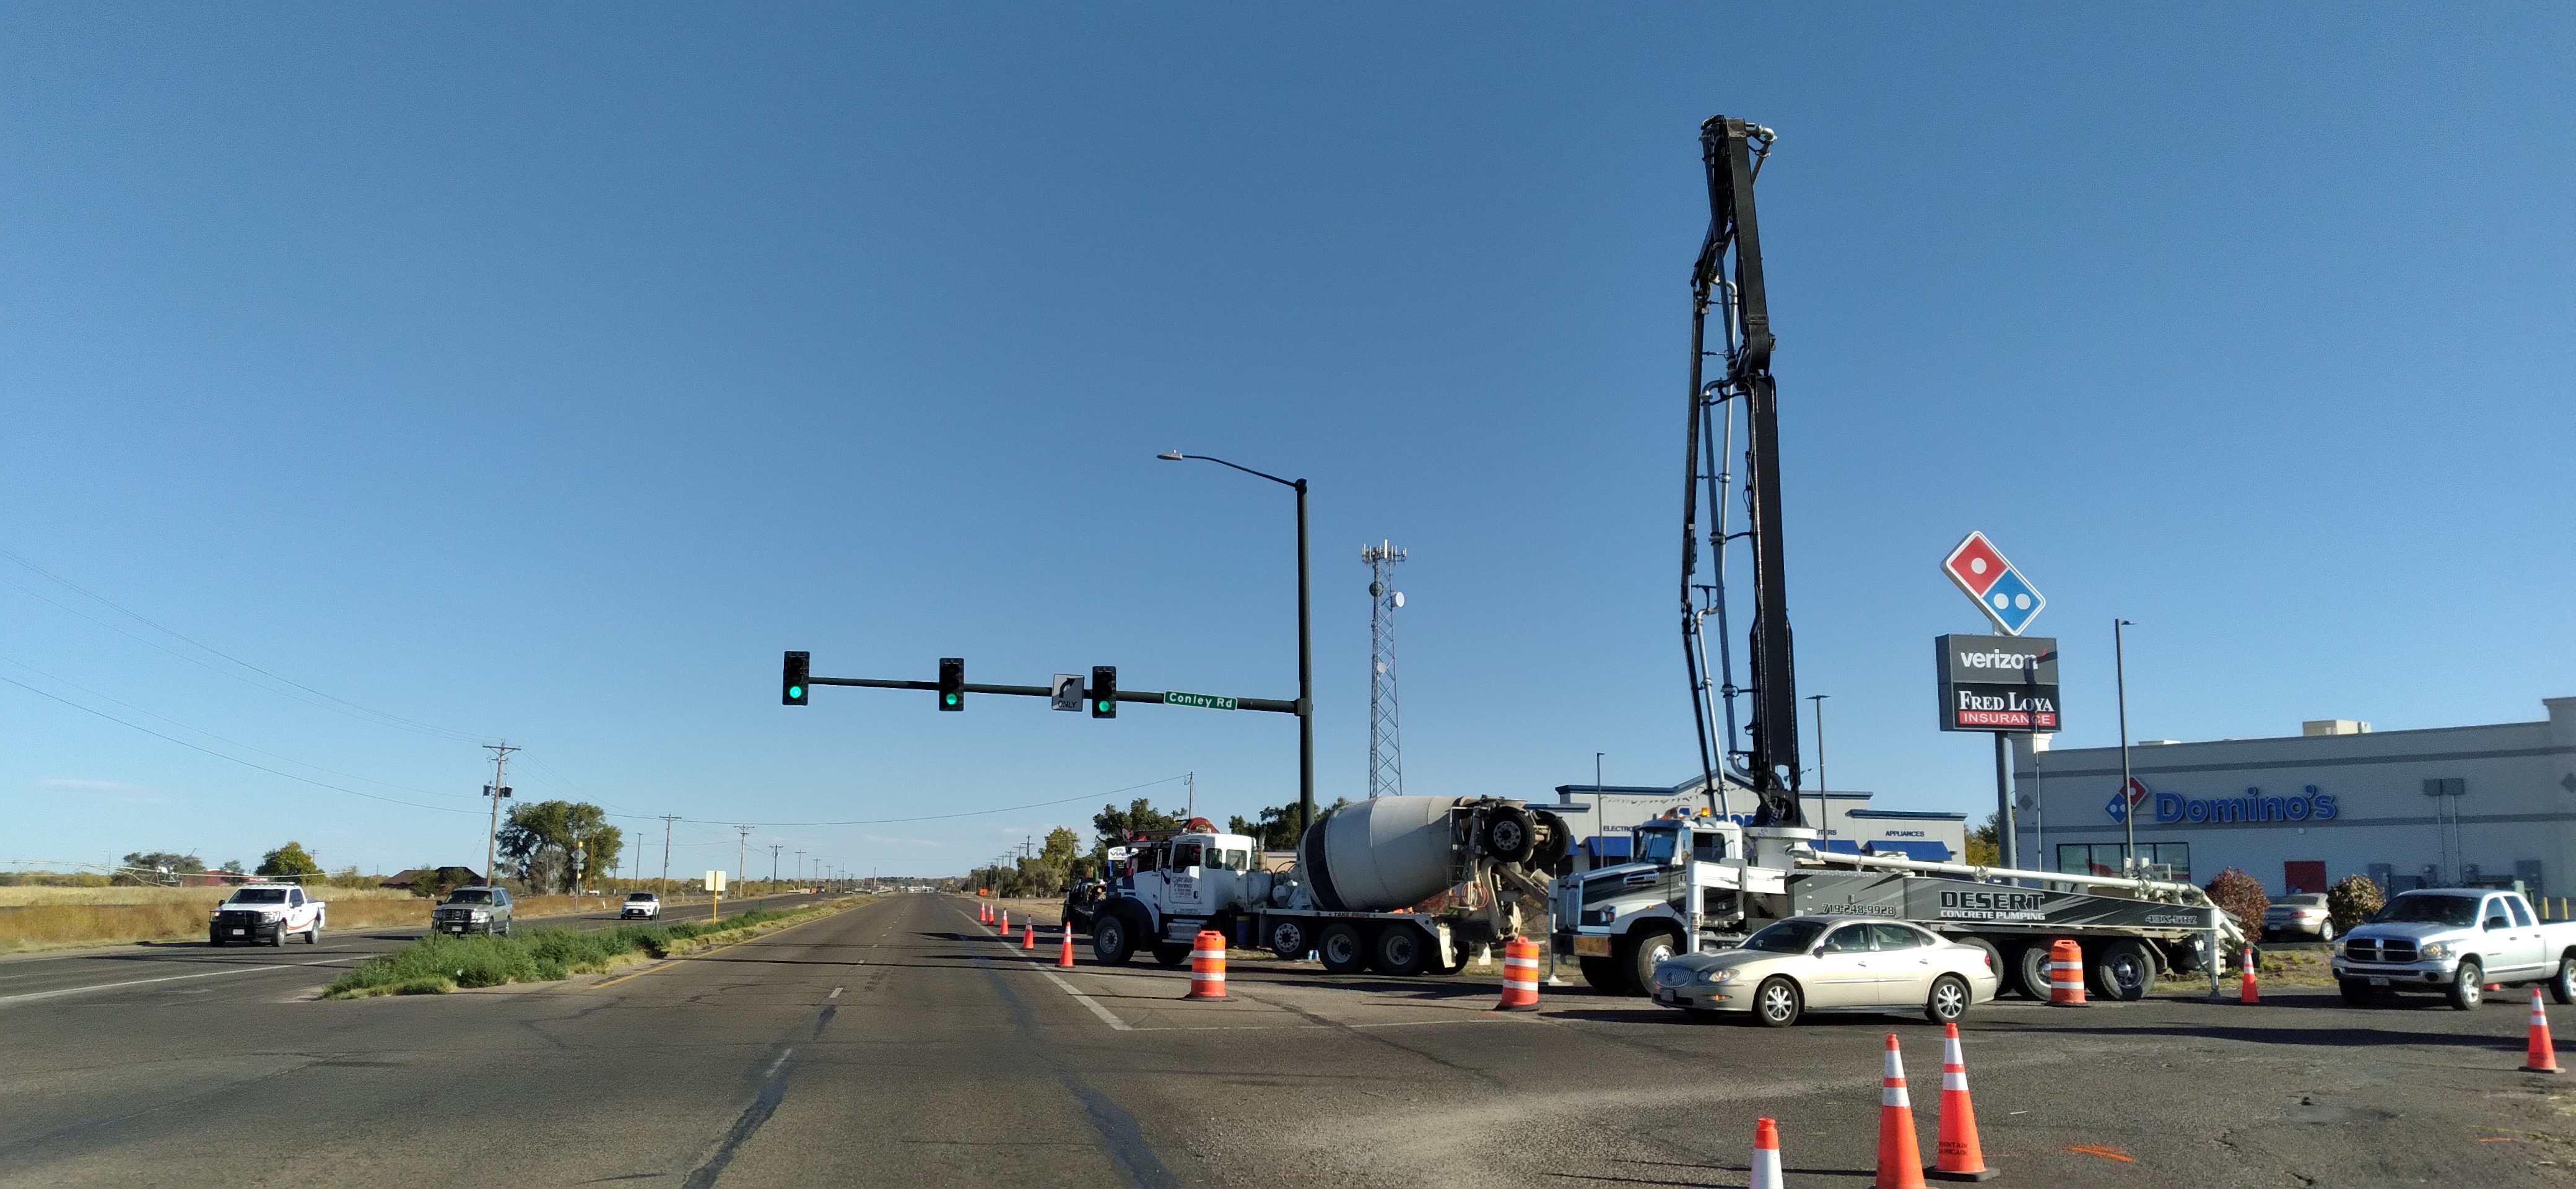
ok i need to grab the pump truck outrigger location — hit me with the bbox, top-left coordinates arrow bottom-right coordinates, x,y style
1549,116 -> 2245,1001
1083,798 -> 1572,976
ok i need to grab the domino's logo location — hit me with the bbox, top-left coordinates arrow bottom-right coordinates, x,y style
1943,531 -> 2046,636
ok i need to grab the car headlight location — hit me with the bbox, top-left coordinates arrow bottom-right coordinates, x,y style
2419,941 -> 2450,960
470,910 -> 490,920
1695,968 -> 1740,985
261,910 -> 284,920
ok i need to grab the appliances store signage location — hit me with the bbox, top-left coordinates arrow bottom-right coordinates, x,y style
2105,781 -> 2342,826
1934,633 -> 2061,733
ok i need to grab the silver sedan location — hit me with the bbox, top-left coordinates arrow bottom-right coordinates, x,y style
1649,915 -> 2002,1027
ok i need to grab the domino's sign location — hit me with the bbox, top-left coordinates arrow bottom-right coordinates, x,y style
2107,781 -> 2342,827
1943,531 -> 2045,636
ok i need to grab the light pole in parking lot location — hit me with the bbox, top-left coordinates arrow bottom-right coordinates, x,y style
1158,450 -> 1313,839
2115,618 -> 2138,876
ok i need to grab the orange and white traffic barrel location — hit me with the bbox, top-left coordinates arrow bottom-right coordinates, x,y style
2048,938 -> 2087,1006
1495,936 -> 1541,1011
1185,930 -> 1227,1000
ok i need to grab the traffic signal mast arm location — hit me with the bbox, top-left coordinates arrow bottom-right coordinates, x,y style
798,673 -> 1298,714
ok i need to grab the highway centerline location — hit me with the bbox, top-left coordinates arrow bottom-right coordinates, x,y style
0,956 -> 355,1006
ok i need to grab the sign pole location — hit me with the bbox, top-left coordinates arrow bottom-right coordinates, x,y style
1995,733 -> 2016,873
2116,618 -> 2136,876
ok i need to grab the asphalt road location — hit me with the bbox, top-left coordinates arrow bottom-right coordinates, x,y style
0,891 -> 827,1006
4,892 -> 2572,1187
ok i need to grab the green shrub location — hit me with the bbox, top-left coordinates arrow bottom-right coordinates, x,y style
2327,873 -> 2384,934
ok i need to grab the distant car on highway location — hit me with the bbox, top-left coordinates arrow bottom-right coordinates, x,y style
432,887 -> 513,936
1648,915 -> 2001,1027
2264,892 -> 2334,941
620,892 -> 661,920
209,883 -> 325,946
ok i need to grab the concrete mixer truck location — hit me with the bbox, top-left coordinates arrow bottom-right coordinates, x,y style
1086,795 -> 1573,977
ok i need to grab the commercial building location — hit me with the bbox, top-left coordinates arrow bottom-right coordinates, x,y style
1548,781 -> 1967,870
2014,697 -> 2576,899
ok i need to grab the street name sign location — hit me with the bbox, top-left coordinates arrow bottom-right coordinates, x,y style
1934,633 -> 2061,732
1162,690 -> 1238,711
1943,531 -> 2046,636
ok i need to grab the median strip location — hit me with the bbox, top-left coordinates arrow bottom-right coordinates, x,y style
323,897 -> 860,998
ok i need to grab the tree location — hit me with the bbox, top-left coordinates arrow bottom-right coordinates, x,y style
1092,798 -> 1183,855
1962,813 -> 2001,868
497,801 -> 623,894
2327,873 -> 2385,934
404,866 -> 477,899
257,842 -> 323,879
220,860 -> 245,874
1227,804 -> 1303,851
124,851 -> 205,884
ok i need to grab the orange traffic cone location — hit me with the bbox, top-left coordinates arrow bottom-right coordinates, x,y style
1928,1022 -> 1997,1181
1748,1117 -> 1785,1189
2239,946 -> 2260,1005
1185,930 -> 1227,1000
1058,923 -> 1076,969
2525,988 -> 2561,1073
979,902 -> 990,924
999,908 -> 1009,934
1022,923 -> 1035,949
1494,936 -> 1541,1011
1876,1034 -> 1928,1189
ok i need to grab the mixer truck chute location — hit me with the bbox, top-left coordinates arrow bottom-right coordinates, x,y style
1085,796 -> 1570,978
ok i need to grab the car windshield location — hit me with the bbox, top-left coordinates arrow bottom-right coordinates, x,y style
626,894 -> 655,901
443,891 -> 495,905
1635,828 -> 1680,865
2378,894 -> 2478,926
1740,920 -> 1827,954
225,889 -> 287,904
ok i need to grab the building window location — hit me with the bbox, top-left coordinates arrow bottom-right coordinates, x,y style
2057,842 -> 2190,882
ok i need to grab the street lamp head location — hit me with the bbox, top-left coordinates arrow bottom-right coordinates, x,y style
1157,451 -> 1185,461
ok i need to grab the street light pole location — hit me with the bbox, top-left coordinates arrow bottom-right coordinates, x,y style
2115,618 -> 2137,875
1159,451 -> 1314,839
1807,695 -> 1830,842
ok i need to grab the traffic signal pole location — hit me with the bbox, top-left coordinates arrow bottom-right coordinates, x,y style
799,669 -> 1298,713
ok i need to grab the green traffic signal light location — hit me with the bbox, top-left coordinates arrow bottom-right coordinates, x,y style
945,693 -> 960,706
1095,700 -> 1108,712
788,685 -> 804,700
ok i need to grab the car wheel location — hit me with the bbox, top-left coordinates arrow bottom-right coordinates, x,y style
1371,924 -> 1432,977
2317,921 -> 2336,943
1091,911 -> 1137,965
2091,939 -> 2154,1002
1577,956 -> 1622,991
2448,960 -> 2484,1010
1317,923 -> 1369,975
1754,976 -> 1802,1027
207,934 -> 224,947
1926,973 -> 1971,1025
2552,956 -> 2576,1006
1266,917 -> 1311,961
2339,978 -> 2379,1007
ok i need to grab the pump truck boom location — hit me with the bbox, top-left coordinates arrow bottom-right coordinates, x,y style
1552,116 -> 2245,1001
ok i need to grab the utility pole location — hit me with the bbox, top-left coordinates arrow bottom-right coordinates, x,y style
482,743 -> 519,887
736,825 -> 752,884
770,843 -> 783,886
1364,541 -> 1407,798
1185,772 -> 1195,822
796,849 -> 806,884
658,814 -> 680,892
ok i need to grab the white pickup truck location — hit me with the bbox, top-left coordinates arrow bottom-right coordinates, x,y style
2332,888 -> 2576,1009
207,883 -> 326,947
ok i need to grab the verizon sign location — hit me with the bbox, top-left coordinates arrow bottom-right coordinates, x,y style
1935,634 -> 2061,733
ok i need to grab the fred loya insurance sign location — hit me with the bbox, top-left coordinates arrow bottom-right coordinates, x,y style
1934,634 -> 2061,731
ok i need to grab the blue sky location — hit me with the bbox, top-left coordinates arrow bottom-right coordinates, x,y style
2,6 -> 2568,879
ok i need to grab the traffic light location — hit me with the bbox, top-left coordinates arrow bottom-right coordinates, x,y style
939,657 -> 965,711
1090,665 -> 1116,718
782,651 -> 809,706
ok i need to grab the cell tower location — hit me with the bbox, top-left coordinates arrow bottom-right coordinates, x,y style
1363,541 -> 1408,799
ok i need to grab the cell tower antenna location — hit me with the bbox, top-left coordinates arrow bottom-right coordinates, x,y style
1362,541 -> 1408,799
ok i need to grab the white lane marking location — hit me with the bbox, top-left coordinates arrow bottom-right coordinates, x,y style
829,986 -> 842,999
1041,970 -> 1133,1032
0,957 -> 352,1006
764,1048 -> 794,1079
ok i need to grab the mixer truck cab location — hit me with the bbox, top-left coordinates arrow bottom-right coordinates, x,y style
1090,825 -> 1265,967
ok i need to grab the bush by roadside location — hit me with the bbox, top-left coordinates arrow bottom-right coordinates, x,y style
2328,874 -> 2385,934
323,902 -> 846,998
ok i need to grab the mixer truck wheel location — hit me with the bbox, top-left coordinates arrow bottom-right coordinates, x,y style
1266,917 -> 1311,960
1482,809 -> 1537,865
1091,911 -> 1138,966
1317,923 -> 1369,974
1370,924 -> 1432,977
1578,957 -> 1621,991
1619,927 -> 1682,998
